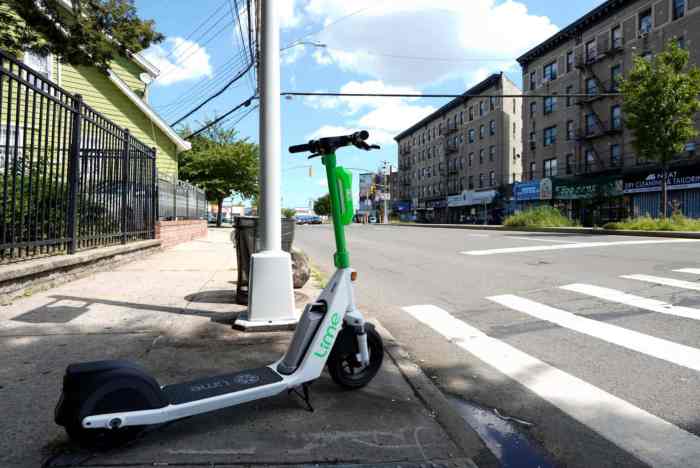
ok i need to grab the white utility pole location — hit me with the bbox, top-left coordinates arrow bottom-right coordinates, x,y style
235,0 -> 297,331
381,161 -> 390,224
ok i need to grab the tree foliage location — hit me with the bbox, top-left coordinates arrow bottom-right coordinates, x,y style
313,194 -> 331,217
179,122 -> 259,226
619,40 -> 700,216
1,0 -> 163,70
282,208 -> 296,219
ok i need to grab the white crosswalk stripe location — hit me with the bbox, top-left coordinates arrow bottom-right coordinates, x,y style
487,294 -> 700,372
561,283 -> 700,321
622,274 -> 700,291
675,268 -> 700,275
403,304 -> 700,468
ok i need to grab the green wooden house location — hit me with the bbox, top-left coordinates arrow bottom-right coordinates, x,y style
2,0 -> 190,178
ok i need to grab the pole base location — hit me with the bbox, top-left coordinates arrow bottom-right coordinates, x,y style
233,250 -> 298,332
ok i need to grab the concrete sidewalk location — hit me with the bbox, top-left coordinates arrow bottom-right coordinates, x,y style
0,228 -> 481,468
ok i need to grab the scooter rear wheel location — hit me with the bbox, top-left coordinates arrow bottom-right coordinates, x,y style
66,388 -> 154,449
327,324 -> 384,389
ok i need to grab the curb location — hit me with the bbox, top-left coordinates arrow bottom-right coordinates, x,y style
374,321 -> 498,468
389,223 -> 700,239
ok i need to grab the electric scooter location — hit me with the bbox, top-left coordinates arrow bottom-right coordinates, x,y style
54,131 -> 384,448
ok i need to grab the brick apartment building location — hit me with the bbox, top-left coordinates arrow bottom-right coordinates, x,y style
517,0 -> 700,224
394,73 -> 523,223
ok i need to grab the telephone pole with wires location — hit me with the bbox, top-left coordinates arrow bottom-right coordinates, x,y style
235,0 -> 298,331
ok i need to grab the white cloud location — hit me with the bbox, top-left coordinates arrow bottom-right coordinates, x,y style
279,0 -> 303,28
301,0 -> 559,86
304,81 -> 436,145
143,37 -> 213,86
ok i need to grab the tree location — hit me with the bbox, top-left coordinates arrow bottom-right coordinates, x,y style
1,0 -> 163,70
314,194 -> 331,217
620,40 -> 700,217
282,208 -> 296,219
179,122 -> 259,227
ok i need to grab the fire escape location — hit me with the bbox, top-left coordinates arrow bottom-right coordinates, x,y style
573,38 -> 624,175
443,120 -> 460,196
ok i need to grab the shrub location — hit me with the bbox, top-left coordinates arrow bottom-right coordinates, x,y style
604,213 -> 700,231
504,206 -> 577,228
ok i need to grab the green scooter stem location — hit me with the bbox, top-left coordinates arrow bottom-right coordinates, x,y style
322,152 -> 350,269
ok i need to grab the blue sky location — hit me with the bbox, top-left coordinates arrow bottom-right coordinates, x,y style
135,0 -> 605,208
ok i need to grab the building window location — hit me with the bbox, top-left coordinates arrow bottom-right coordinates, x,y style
673,0 -> 685,20
586,77 -> 598,96
529,71 -> 536,91
610,64 -> 622,91
468,129 -> 475,143
566,154 -> 575,174
543,158 -> 558,177
489,145 -> 495,161
489,120 -> 496,136
469,152 -> 474,166
530,101 -> 537,117
566,85 -> 574,107
677,35 -> 687,49
611,105 -> 622,130
612,25 -> 623,49
513,99 -> 517,113
529,131 -> 536,147
469,106 -> 474,121
489,171 -> 496,187
479,101 -> 486,116
460,111 -> 464,125
585,150 -> 595,172
585,113 -> 597,135
490,96 -> 497,111
479,125 -> 485,139
529,162 -> 536,180
639,8 -> 652,34
585,39 -> 597,62
566,120 -> 574,140
513,122 -> 517,136
566,51 -> 574,73
610,144 -> 621,166
543,126 -> 557,146
543,96 -> 557,114
479,173 -> 484,188
543,61 -> 558,81
479,149 -> 485,164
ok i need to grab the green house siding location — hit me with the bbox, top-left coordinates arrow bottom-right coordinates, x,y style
110,56 -> 148,98
59,63 -> 178,176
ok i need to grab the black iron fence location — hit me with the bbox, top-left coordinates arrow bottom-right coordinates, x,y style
157,175 -> 207,220
1,49 -> 156,264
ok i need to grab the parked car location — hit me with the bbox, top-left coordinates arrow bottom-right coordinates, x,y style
296,215 -> 309,225
309,215 -> 322,224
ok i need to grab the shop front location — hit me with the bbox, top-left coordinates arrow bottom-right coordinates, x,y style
623,164 -> 700,218
447,190 -> 499,224
513,179 -> 553,211
552,175 -> 625,226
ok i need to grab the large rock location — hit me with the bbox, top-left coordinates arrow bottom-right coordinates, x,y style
291,248 -> 311,289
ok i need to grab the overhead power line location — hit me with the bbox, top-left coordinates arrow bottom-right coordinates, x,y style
223,104 -> 258,132
184,95 -> 257,140
281,91 -> 623,99
170,60 -> 255,127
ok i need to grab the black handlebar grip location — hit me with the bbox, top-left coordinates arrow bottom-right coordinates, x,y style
355,130 -> 369,141
289,143 -> 311,154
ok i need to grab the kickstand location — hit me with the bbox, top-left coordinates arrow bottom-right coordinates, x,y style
289,383 -> 314,412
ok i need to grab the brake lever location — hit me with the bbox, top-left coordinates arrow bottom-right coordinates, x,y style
369,144 -> 381,150
308,153 -> 322,159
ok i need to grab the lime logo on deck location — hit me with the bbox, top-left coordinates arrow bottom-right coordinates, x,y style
314,312 -> 341,358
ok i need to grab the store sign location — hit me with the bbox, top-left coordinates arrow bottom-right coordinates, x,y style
514,180 -> 541,201
624,166 -> 700,194
540,178 -> 553,200
448,190 -> 497,207
427,199 -> 448,208
554,176 -> 623,200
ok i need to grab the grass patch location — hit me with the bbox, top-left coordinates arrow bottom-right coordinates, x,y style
503,206 -> 578,228
604,213 -> 700,231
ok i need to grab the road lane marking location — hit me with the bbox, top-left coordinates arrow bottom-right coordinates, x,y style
461,239 -> 700,256
561,283 -> 700,321
675,268 -> 700,275
487,295 -> 700,372
504,236 -> 577,244
622,274 -> 700,291
403,304 -> 700,468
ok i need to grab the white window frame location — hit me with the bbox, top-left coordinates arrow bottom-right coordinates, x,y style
0,125 -> 25,172
23,50 -> 53,81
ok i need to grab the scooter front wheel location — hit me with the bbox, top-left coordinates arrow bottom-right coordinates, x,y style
327,323 -> 384,389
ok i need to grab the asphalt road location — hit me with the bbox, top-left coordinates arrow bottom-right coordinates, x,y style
296,224 -> 700,468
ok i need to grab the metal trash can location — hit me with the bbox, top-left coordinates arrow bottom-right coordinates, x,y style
233,216 -> 296,305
